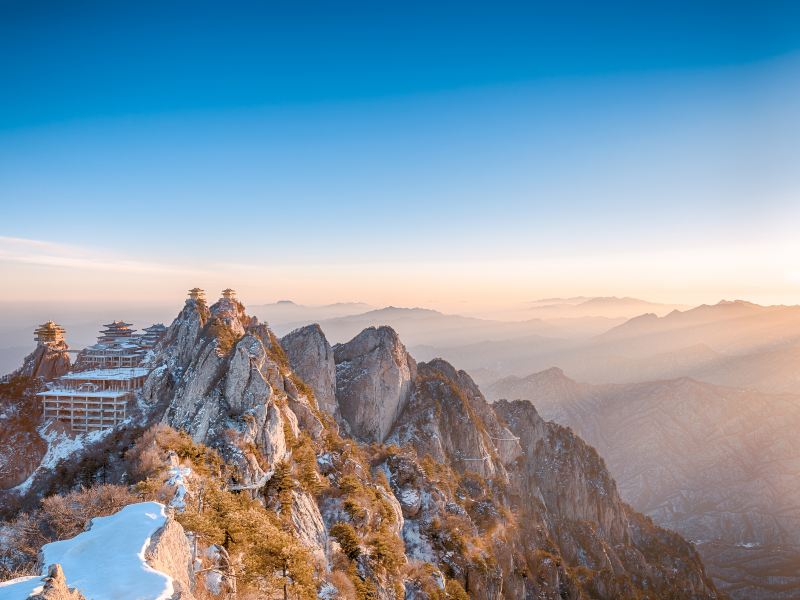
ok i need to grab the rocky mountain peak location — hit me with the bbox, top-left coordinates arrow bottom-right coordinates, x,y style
280,324 -> 337,417
333,325 -> 417,443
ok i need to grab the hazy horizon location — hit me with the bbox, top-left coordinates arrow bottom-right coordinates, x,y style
3,2 -> 800,311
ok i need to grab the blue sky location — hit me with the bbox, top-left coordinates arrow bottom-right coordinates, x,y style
1,1 -> 800,308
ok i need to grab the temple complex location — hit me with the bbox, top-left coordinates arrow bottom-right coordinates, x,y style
79,319 -> 166,369
38,317 -> 166,432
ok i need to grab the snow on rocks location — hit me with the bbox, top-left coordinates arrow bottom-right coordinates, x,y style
166,464 -> 192,510
13,425 -> 109,496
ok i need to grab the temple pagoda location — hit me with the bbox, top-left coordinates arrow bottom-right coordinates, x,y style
139,323 -> 167,349
188,287 -> 206,303
221,288 -> 237,300
98,321 -> 136,344
81,321 -> 145,368
34,321 -> 65,344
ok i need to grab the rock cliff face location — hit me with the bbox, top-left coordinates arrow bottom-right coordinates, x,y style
140,294 -> 329,561
13,342 -> 70,382
388,359 -> 520,478
281,324 -> 337,417
334,326 -> 416,443
0,377 -> 47,490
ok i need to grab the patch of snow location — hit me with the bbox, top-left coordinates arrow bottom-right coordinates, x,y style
398,487 -> 420,507
166,465 -> 192,510
42,502 -> 174,600
0,576 -> 44,599
316,452 -> 334,471
0,502 -> 175,600
402,519 -> 435,562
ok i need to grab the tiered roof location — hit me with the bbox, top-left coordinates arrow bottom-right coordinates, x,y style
188,287 -> 206,302
139,323 -> 167,348
98,321 -> 136,344
34,321 -> 65,344
221,288 -> 237,300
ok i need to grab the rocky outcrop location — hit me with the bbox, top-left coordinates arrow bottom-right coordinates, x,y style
142,295 -> 326,493
145,516 -> 195,598
388,359 -> 521,477
13,342 -> 70,382
334,326 -> 416,442
280,325 -> 337,416
496,398 -> 718,599
29,564 -> 85,600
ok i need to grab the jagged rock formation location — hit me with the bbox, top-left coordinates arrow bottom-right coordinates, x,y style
334,326 -> 417,442
381,360 -> 719,599
389,359 -> 521,477
144,515 -> 195,597
12,342 -> 70,382
281,324 -> 338,416
0,295 -> 722,600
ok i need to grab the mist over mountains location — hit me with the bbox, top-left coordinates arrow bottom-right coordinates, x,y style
486,368 -> 800,599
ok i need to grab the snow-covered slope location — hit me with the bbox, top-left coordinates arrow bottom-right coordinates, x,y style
0,502 -> 189,600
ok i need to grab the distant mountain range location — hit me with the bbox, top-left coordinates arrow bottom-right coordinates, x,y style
248,300 -> 374,327
486,368 -> 800,599
522,295 -> 690,318
415,300 -> 800,393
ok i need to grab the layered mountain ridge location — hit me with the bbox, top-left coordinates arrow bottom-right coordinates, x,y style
0,294 -> 721,599
487,368 -> 800,599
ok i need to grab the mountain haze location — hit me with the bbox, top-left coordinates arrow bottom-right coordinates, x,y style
487,368 -> 800,599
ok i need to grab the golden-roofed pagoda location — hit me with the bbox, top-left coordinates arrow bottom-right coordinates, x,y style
98,321 -> 136,344
34,321 -> 66,344
221,288 -> 237,300
188,287 -> 206,303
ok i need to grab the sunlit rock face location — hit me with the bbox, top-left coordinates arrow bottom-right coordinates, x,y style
388,359 -> 521,478
281,324 -> 337,417
14,342 -> 71,382
333,326 -> 416,443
